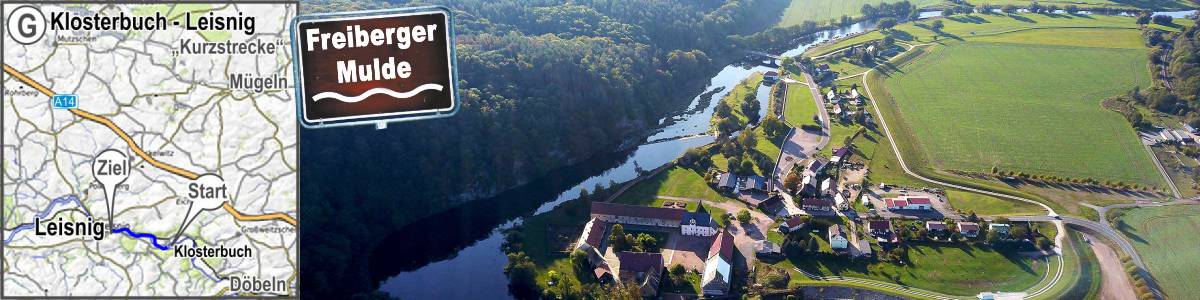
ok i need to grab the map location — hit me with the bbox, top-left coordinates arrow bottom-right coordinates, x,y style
2,2 -> 298,297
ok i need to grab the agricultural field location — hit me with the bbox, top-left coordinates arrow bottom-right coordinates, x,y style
969,0 -> 1195,11
776,0 -> 943,27
1113,205 -> 1200,299
806,13 -> 1184,57
876,29 -> 1165,187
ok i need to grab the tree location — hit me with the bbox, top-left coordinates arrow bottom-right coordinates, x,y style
719,212 -> 732,226
931,19 -> 945,32
1064,5 -> 1079,14
635,233 -> 659,252
1001,5 -> 1019,14
670,264 -> 686,278
877,17 -> 898,31
609,224 -> 629,252
739,158 -> 755,175
1136,13 -> 1152,25
727,156 -> 743,174
570,249 -> 590,279
505,252 -> 540,298
1037,237 -> 1053,250
1152,15 -> 1174,26
784,172 -> 802,192
737,130 -> 758,149
737,209 -> 752,223
861,4 -> 877,18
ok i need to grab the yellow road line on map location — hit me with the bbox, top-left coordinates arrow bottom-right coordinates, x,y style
4,64 -> 298,226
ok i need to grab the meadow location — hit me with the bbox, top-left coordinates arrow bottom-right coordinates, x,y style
1114,205 -> 1200,299
776,0 -> 942,27
877,30 -> 1164,187
806,13 -> 1185,57
783,82 -> 819,127
793,238 -> 1047,296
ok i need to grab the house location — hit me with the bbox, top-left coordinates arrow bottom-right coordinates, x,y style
756,194 -> 785,215
820,178 -> 834,196
681,204 -> 717,237
958,222 -> 980,238
806,158 -> 828,175
1178,130 -> 1195,144
802,198 -> 832,211
990,223 -> 1011,236
1186,124 -> 1197,134
828,224 -> 849,250
850,88 -> 860,99
702,230 -> 735,296
831,147 -> 851,164
763,70 -> 779,82
741,175 -> 767,193
591,202 -> 685,228
904,197 -> 932,210
755,240 -> 783,258
925,221 -> 948,233
716,172 -> 738,192
826,90 -> 839,103
867,220 -> 892,236
853,240 -> 872,258
779,215 -> 807,232
834,193 -> 848,210
615,252 -> 664,297
884,197 -> 932,210
799,173 -> 817,195
575,218 -> 609,263
817,64 -> 831,74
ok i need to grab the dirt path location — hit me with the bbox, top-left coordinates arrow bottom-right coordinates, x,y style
1083,233 -> 1137,300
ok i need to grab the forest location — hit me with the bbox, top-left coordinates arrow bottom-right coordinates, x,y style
297,0 -> 788,298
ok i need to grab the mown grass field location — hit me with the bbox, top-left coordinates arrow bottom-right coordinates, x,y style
878,30 -> 1163,187
784,82 -> 819,127
793,239 -> 1047,296
806,13 -> 1185,57
1114,205 -> 1200,299
970,0 -> 1195,11
776,0 -> 943,27
613,166 -> 736,204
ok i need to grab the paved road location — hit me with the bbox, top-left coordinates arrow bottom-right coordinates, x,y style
769,72 -> 832,216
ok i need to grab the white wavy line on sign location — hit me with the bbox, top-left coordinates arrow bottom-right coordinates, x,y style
311,84 -> 444,103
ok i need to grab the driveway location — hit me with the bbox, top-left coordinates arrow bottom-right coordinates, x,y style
770,72 -> 831,215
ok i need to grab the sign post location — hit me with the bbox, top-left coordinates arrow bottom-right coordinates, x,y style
291,6 -> 457,128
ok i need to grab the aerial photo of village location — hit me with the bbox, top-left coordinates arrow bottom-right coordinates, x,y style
299,0 -> 1200,299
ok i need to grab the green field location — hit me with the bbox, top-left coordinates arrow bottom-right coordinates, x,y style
806,13 -> 1182,57
784,82 -> 819,127
970,0 -> 1195,11
1114,205 -> 1200,299
776,0 -> 943,27
793,241 -> 1047,296
876,29 -> 1164,187
614,166 -> 736,204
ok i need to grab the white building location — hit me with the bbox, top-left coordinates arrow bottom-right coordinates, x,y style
681,204 -> 717,237
828,224 -> 849,249
702,230 -> 734,296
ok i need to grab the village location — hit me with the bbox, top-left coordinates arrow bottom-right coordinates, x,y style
558,63 -> 1054,298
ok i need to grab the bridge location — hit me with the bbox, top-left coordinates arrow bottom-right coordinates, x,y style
744,50 -> 780,60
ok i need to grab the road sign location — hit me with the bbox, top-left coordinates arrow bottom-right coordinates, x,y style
51,94 -> 77,109
291,6 -> 458,128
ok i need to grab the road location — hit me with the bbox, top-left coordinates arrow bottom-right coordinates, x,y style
1083,232 -> 1138,300
769,72 -> 832,215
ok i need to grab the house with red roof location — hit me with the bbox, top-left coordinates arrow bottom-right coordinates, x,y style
702,230 -> 735,296
885,197 -> 932,210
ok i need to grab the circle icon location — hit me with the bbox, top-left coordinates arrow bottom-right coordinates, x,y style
8,5 -> 46,45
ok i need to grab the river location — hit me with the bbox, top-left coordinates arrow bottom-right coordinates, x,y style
373,9 -> 1197,299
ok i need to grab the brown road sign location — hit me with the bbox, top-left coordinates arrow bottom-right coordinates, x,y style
291,6 -> 458,128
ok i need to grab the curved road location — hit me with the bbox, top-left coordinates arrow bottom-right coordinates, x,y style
858,44 -> 1166,299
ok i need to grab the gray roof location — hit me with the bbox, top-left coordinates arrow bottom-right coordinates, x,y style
718,173 -> 737,188
682,211 -> 713,227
